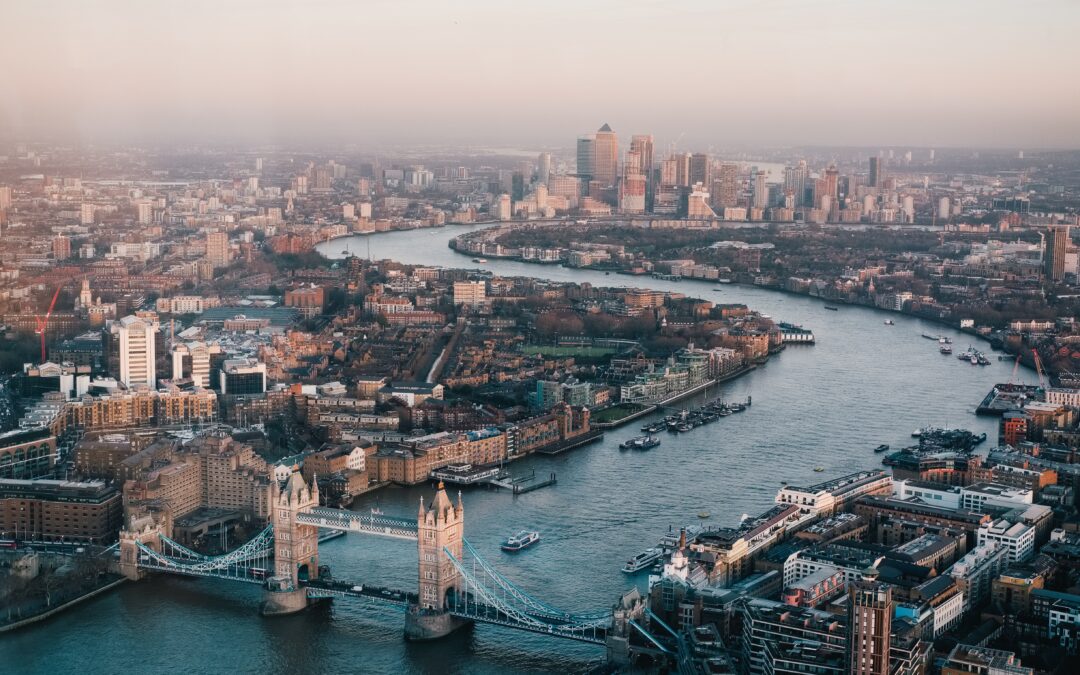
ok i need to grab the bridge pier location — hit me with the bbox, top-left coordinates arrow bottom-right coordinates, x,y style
404,606 -> 471,641
261,581 -> 309,616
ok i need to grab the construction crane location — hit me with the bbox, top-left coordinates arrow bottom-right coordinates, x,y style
1032,349 -> 1048,390
34,285 -> 63,363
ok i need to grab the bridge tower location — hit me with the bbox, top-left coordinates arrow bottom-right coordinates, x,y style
262,472 -> 320,616
405,481 -> 471,640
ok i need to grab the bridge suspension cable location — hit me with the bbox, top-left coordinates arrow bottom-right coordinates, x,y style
460,538 -> 610,622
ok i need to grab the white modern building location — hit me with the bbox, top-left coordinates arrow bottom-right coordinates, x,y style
116,315 -> 157,389
977,518 -> 1036,563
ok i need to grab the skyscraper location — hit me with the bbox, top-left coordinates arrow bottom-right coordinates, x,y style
713,163 -> 740,210
675,153 -> 692,187
753,171 -> 769,209
690,153 -> 711,187
117,315 -> 157,389
1045,224 -> 1071,283
592,123 -> 619,197
784,161 -> 808,207
849,568 -> 892,675
537,152 -> 551,185
629,135 -> 654,210
869,157 -> 885,188
576,135 -> 595,188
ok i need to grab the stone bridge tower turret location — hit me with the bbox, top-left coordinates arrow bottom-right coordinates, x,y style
405,481 -> 470,640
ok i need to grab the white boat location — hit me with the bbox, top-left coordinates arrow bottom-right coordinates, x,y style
501,530 -> 540,552
622,548 -> 663,573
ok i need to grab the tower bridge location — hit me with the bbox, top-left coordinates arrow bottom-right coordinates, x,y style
117,474 -> 649,657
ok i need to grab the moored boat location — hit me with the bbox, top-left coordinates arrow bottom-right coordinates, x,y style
874,444 -> 890,453
622,548 -> 662,573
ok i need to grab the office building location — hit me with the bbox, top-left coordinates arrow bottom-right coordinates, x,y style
629,135 -> 654,209
219,358 -> 267,395
869,157 -> 885,188
849,569 -> 892,675
537,152 -> 551,185
977,517 -> 1035,563
1045,224 -> 1071,283
592,123 -> 618,193
116,315 -> 157,389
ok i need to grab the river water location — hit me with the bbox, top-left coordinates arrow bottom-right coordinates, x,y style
4,225 -> 1018,674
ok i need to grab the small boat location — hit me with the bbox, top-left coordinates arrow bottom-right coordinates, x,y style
620,435 -> 660,450
874,444 -> 890,454
370,507 -> 384,516
940,344 -> 953,354
501,530 -> 540,552
677,423 -> 693,433
622,548 -> 663,573
813,466 -> 825,472
884,320 -> 895,325
697,511 -> 710,519
824,306 -> 839,311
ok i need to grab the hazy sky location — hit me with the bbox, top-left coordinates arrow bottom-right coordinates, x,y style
2,0 -> 1078,149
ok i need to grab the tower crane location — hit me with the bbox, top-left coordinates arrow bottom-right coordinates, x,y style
34,285 -> 63,363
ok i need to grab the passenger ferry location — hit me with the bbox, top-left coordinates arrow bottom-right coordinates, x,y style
622,548 -> 663,574
501,530 -> 540,552
619,435 -> 661,451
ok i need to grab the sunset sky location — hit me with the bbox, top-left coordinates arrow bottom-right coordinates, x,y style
2,0 -> 1077,148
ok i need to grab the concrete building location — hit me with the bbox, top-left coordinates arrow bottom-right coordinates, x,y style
452,280 -> 486,308
219,358 -> 267,395
849,570 -> 892,675
948,542 -> 1008,613
206,230 -> 230,268
116,314 -> 157,389
978,518 -> 1036,563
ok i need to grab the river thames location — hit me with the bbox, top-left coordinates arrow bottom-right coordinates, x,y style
4,225 -> 1020,674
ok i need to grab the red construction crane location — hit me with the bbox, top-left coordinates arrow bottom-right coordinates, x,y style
1032,349 -> 1048,390
34,285 -> 63,362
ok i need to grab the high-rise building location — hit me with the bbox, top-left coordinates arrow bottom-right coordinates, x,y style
496,194 -> 512,221
675,153 -> 692,187
690,153 -> 711,187
0,185 -> 11,211
136,201 -> 153,225
629,135 -> 654,210
592,123 -> 619,192
206,231 -> 229,269
849,569 -> 892,675
511,172 -> 525,201
784,161 -> 808,207
620,173 -> 646,214
869,157 -> 886,188
576,136 -> 595,187
1045,224 -> 1071,283
753,171 -> 769,209
537,152 -> 551,185
117,315 -> 157,389
714,163 -> 740,210
53,235 -> 71,260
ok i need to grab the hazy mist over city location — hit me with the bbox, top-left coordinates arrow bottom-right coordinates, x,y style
2,0 -> 1079,149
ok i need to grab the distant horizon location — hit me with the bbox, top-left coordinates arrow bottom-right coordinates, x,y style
2,0 -> 1078,150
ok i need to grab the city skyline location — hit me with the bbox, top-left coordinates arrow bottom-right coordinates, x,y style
2,0 -> 1079,148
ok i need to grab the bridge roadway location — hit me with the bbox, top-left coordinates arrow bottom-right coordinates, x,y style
304,578 -> 607,645
296,506 -> 419,540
